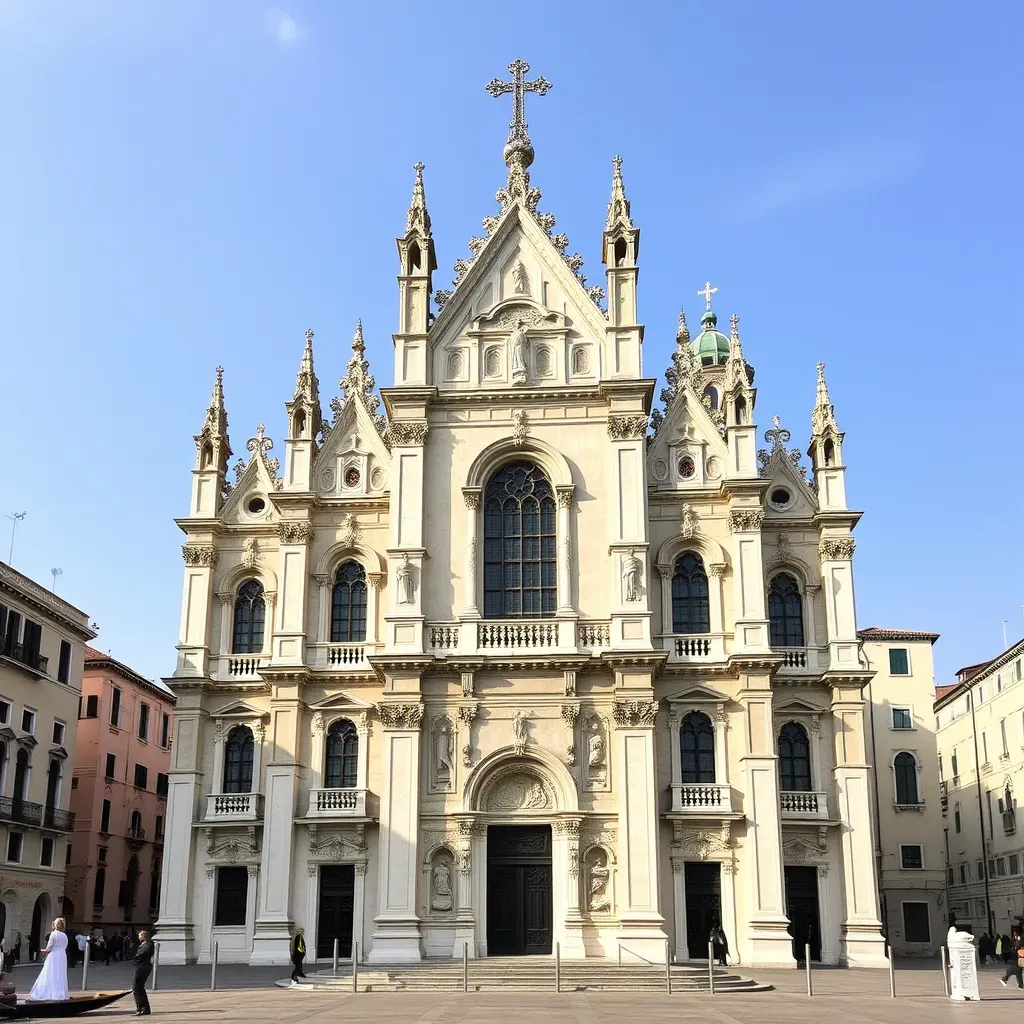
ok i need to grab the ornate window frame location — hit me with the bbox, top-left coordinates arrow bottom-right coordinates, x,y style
667,697 -> 728,788
654,534 -> 729,637
774,713 -> 822,792
765,563 -> 818,649
891,749 -> 925,809
308,699 -> 371,793
211,704 -> 268,797
215,563 -> 278,659
312,543 -> 387,646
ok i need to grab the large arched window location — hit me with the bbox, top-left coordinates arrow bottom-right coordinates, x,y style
223,725 -> 254,794
671,553 -> 710,634
894,752 -> 919,805
768,573 -> 804,647
483,461 -> 556,619
232,580 -> 266,654
324,719 -> 359,789
778,722 -> 812,792
680,712 -> 715,784
130,809 -> 143,836
93,867 -> 106,907
13,748 -> 29,804
331,562 -> 368,642
45,759 -> 61,809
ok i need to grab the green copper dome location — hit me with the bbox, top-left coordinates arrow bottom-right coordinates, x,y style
692,310 -> 730,366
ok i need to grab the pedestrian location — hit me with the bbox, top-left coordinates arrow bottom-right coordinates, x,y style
1001,933 -> 1024,988
95,931 -> 109,967
1004,934 -> 1013,964
710,922 -> 729,967
290,926 -> 306,984
997,934 -> 1004,962
131,928 -> 154,1016
979,932 -> 993,965
13,932 -> 21,965
28,917 -> 69,1001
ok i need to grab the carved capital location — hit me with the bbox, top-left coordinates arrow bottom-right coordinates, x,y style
613,700 -> 659,728
553,818 -> 582,838
607,414 -> 648,441
654,563 -> 673,581
384,420 -> 429,449
819,538 -> 855,561
708,562 -> 727,578
375,702 -> 424,730
457,703 -> 478,726
561,702 -> 580,727
182,545 -> 218,568
462,488 -> 482,511
215,591 -> 233,607
728,508 -> 764,533
311,712 -> 325,736
312,573 -> 330,589
367,571 -> 385,591
278,521 -> 313,544
555,486 -> 574,510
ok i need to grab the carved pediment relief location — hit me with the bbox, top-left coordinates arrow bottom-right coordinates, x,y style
481,770 -> 552,812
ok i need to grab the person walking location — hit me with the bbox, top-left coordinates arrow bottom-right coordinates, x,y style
131,929 -> 154,1016
710,922 -> 729,967
289,927 -> 306,984
1000,932 -> 1024,988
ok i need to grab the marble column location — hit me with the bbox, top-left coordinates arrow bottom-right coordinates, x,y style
451,818 -> 476,958
556,486 -> 575,615
462,489 -> 481,618
557,818 -> 586,957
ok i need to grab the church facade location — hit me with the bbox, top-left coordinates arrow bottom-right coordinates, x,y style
157,62 -> 886,969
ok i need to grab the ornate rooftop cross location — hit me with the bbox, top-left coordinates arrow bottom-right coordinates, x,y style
485,58 -> 552,142
697,281 -> 718,311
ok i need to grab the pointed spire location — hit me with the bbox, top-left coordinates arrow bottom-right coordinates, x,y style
724,314 -> 752,392
811,361 -> 841,435
605,155 -> 634,231
293,328 -> 321,405
334,320 -> 385,433
676,308 -> 690,344
406,161 -> 432,237
194,365 -> 230,459
660,314 -> 704,410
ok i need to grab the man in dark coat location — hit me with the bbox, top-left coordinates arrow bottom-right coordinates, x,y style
710,922 -> 729,967
290,927 -> 307,983
131,929 -> 154,1016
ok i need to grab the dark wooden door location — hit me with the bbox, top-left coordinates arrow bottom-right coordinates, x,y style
487,826 -> 552,955
684,861 -> 722,958
317,864 -> 355,959
784,865 -> 821,962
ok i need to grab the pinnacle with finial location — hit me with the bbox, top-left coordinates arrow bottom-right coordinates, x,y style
811,361 -> 840,435
198,364 -> 229,449
406,161 -> 431,236
677,308 -> 690,343
730,314 -> 740,339
293,328 -> 320,405
485,58 -> 552,164
337,319 -> 382,425
606,154 -> 633,231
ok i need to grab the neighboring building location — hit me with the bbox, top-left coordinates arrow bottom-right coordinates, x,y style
0,560 -> 95,952
159,67 -> 889,969
936,639 -> 1024,937
66,648 -> 174,934
859,628 -> 944,954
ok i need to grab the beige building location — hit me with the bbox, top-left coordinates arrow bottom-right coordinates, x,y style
158,64 -> 889,969
859,628 -> 944,954
936,639 -> 1024,938
0,560 -> 95,953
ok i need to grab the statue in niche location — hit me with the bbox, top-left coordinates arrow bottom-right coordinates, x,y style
512,710 -> 527,755
622,548 -> 644,602
588,719 -> 605,769
508,320 -> 530,384
396,553 -> 416,605
435,718 -> 453,784
431,857 -> 453,912
512,259 -> 530,295
588,851 -> 610,913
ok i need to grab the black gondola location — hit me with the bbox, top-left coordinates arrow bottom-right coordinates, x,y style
0,991 -> 130,1018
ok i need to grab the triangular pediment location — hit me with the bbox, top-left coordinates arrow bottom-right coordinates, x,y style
213,700 -> 267,719
762,450 -> 818,519
221,448 -> 281,526
774,697 -> 825,715
647,391 -> 729,488
665,684 -> 727,704
428,205 -> 608,389
308,692 -> 374,712
312,398 -> 391,497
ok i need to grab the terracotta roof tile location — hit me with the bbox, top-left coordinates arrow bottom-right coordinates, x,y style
857,627 -> 940,644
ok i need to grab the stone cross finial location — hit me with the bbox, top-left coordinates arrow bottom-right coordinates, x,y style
697,281 -> 718,311
485,58 -> 552,145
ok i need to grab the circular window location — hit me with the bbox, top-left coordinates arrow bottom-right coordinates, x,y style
246,496 -> 266,514
345,468 -> 361,488
678,457 -> 696,479
770,488 -> 791,508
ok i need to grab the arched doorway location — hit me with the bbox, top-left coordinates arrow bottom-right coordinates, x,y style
124,856 -> 140,920
29,893 -> 50,961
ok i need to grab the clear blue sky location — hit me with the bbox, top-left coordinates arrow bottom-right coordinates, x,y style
1,1 -> 1021,684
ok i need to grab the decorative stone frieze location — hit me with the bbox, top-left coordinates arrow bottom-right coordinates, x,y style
728,509 -> 764,533
819,538 -> 856,561
375,703 -> 425,730
182,545 -> 218,568
607,414 -> 648,440
463,489 -> 482,510
613,700 -> 659,728
384,421 -> 429,449
277,522 -> 313,544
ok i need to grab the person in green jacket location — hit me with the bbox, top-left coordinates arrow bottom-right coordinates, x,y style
290,927 -> 306,983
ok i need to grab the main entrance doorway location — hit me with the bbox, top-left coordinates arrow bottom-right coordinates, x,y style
486,825 -> 552,955
684,861 -> 722,958
317,864 -> 355,959
784,865 -> 821,962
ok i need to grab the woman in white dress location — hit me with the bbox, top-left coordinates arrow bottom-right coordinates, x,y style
28,917 -> 69,1002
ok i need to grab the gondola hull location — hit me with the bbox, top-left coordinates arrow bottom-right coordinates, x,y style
0,991 -> 130,1018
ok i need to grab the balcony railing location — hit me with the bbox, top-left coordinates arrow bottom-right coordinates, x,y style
773,646 -> 827,674
663,633 -> 727,663
326,643 -> 368,668
426,620 -> 602,656
478,621 -> 558,650
127,825 -> 147,840
226,656 -> 263,679
306,787 -> 367,819
205,792 -> 264,822
669,782 -> 732,814
894,800 -> 926,812
0,798 -> 74,831
780,790 -> 829,821
0,639 -> 48,676
576,621 -> 611,650
1004,810 -> 1017,835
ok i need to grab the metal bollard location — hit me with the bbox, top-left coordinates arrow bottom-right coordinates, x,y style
152,941 -> 159,991
555,941 -> 560,993
805,944 -> 812,996
940,946 -> 949,997
351,941 -> 358,993
463,941 -> 469,993
81,941 -> 90,991
708,941 -> 715,994
333,938 -> 339,975
888,950 -> 896,998
665,939 -> 671,994
210,941 -> 218,991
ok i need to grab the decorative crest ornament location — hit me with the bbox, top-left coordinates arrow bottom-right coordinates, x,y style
246,424 -> 282,488
485,58 -> 553,164
335,320 -> 387,435
512,410 -> 529,447
757,415 -> 807,479
697,281 -> 718,311
406,161 -> 431,236
680,503 -> 700,540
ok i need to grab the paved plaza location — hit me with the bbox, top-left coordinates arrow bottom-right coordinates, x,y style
6,959 -> 1023,1021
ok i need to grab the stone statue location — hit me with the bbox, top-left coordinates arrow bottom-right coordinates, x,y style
512,259 -> 530,295
436,719 -> 453,779
622,548 -> 644,602
588,852 -> 610,913
512,710 -> 527,755
396,553 -> 415,605
523,780 -> 546,808
588,720 -> 605,768
508,320 -> 529,383
431,858 -> 453,912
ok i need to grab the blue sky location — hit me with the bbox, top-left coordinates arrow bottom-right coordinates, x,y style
1,1 -> 1021,684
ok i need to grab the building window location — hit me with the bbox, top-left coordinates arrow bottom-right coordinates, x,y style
894,752 -> 920,805
214,866 -> 249,926
110,687 -> 122,727
330,562 -> 369,641
129,810 -> 143,838
947,866 -> 955,885
891,707 -> 913,730
133,765 -> 148,790
85,695 -> 98,719
902,902 -> 931,943
94,867 -> 105,906
155,815 -> 164,840
138,704 -> 150,742
0,700 -> 8,725
1001,720 -> 1009,757
160,713 -> 170,748
57,641 -> 72,684
65,844 -> 71,865
778,722 -> 812,792
1011,854 -> 1020,875
223,726 -> 254,794
100,799 -> 111,833
52,721 -> 65,745
105,753 -> 116,780
324,719 -> 359,789
483,461 -> 557,619
12,749 -> 29,803
982,731 -> 989,764
232,580 -> 266,654
767,573 -> 804,647
997,857 -> 1007,876
71,777 -> 78,789
959,864 -> 967,884
977,860 -> 984,880
680,712 -> 715,784
951,749 -> 959,777
671,553 -> 711,634
156,773 -> 168,797
20,709 -> 34,735
40,837 -> 54,867
6,833 -> 22,864
889,648 -> 910,675
900,845 -> 924,869
98,846 -> 107,863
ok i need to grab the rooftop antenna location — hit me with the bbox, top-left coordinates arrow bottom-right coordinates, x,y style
5,512 -> 25,564
1003,619 -> 1009,650
50,568 -> 63,593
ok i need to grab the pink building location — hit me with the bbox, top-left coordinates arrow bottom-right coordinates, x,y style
66,648 -> 175,933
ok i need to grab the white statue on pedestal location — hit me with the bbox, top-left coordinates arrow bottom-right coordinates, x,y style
946,923 -> 980,1001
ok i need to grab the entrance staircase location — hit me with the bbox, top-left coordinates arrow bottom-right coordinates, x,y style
284,956 -> 771,993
